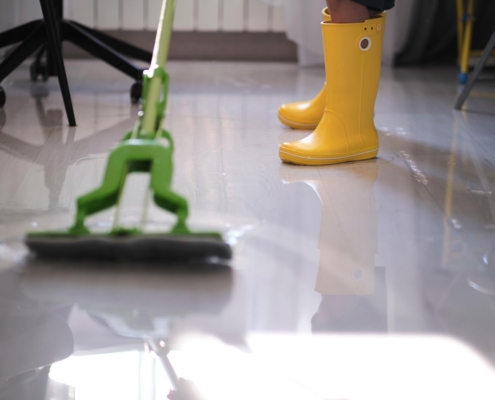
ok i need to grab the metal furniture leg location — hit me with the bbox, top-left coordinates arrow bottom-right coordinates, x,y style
455,28 -> 495,110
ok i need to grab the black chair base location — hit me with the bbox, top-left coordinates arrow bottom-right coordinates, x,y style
0,0 -> 152,126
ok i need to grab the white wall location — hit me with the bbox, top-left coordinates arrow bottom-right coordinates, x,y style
0,0 -> 43,32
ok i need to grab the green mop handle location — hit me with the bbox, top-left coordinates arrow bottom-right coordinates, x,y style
141,0 -> 177,136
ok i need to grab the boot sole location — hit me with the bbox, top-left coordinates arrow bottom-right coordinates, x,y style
279,148 -> 379,166
278,113 -> 320,130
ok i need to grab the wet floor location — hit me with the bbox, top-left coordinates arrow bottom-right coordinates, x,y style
1,60 -> 495,399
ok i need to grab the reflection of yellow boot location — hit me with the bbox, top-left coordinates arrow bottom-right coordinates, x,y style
279,161 -> 384,331
311,166 -> 385,331
314,166 -> 378,297
277,8 -> 330,130
280,15 -> 385,166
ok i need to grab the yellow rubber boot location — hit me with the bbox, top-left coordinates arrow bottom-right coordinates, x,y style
280,15 -> 385,166
277,8 -> 330,130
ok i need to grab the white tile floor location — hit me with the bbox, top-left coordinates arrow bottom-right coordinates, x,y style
1,60 -> 495,399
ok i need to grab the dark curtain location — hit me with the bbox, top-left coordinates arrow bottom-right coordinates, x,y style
396,0 -> 495,65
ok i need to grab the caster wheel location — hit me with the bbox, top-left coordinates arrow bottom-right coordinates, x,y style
130,81 -> 142,104
458,72 -> 469,85
0,86 -> 5,108
30,61 -> 48,82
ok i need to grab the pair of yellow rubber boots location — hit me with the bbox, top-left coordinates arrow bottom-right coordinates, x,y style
278,9 -> 385,166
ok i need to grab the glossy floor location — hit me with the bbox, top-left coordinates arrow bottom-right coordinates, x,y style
1,61 -> 495,399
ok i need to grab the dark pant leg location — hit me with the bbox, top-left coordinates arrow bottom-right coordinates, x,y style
350,0 -> 395,12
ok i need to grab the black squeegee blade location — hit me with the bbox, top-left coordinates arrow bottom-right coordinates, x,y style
26,235 -> 232,263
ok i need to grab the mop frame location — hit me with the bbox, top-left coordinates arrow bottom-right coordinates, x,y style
29,0 -> 221,240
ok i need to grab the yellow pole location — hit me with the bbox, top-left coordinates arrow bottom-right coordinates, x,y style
460,0 -> 475,79
456,0 -> 465,63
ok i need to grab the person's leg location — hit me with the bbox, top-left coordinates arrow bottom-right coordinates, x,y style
325,0 -> 370,23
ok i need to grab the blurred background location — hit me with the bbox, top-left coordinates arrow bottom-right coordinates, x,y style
1,0 -> 494,67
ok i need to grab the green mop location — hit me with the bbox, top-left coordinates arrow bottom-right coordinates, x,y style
25,0 -> 232,263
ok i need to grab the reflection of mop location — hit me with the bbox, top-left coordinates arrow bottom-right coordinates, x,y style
22,265 -> 233,398
0,270 -> 73,397
25,0 -> 232,263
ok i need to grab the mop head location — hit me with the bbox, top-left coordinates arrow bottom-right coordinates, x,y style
23,0 -> 233,266
26,232 -> 232,263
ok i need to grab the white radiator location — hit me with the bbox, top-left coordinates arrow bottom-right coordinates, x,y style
0,0 -> 285,33
65,0 -> 286,32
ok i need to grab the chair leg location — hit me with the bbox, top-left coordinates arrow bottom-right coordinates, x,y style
0,21 -> 43,48
455,28 -> 495,110
70,21 -> 152,63
0,25 -> 46,82
39,0 -> 76,127
64,22 -> 143,81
